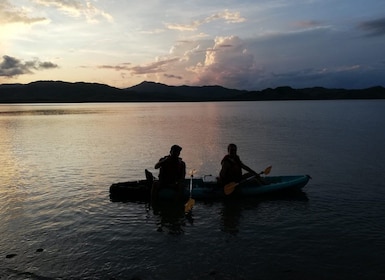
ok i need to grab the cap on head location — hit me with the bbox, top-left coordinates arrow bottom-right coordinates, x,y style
170,145 -> 182,153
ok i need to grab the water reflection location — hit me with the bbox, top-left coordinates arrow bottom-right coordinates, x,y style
219,192 -> 309,235
220,199 -> 244,235
0,104 -> 107,116
151,200 -> 193,235
111,191 -> 308,236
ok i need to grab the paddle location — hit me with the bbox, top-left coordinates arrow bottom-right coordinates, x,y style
184,169 -> 196,213
224,165 -> 272,195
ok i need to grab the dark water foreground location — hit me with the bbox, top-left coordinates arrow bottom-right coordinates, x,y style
2,179 -> 385,280
1,101 -> 385,279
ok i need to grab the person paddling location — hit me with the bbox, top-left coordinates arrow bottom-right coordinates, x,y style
218,143 -> 264,187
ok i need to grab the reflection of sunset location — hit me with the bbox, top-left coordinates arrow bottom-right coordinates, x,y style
0,119 -> 29,233
0,119 -> 22,185
0,103 -> 274,184
0,102 -> 272,186
135,102 -> 225,177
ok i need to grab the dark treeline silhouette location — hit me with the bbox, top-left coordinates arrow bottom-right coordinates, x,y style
0,80 -> 384,103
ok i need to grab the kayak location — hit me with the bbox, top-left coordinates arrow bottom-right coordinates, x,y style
109,173 -> 311,201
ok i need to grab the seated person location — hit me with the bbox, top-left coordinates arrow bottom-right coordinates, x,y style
152,145 -> 186,196
219,143 -> 263,186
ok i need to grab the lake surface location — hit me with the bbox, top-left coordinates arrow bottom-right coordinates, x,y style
1,100 -> 385,279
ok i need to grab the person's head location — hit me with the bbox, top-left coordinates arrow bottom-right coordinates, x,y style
227,143 -> 237,156
170,145 -> 182,157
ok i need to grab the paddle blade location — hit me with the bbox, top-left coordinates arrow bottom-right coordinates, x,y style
263,166 -> 272,175
224,182 -> 238,195
184,198 -> 195,213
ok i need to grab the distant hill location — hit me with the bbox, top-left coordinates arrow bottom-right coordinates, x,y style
0,80 -> 384,103
0,81 -> 123,103
127,81 -> 247,101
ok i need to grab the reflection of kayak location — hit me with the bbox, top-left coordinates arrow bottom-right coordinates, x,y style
109,175 -> 311,201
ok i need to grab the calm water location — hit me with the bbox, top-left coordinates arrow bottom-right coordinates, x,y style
1,100 -> 385,279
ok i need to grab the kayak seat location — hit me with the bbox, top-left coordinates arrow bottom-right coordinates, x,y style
145,169 -> 154,189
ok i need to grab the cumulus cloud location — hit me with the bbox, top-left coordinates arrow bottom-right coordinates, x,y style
97,37 -> 259,89
0,55 -> 58,77
358,17 -> 385,37
32,0 -> 113,22
0,0 -> 46,24
166,9 -> 245,31
188,36 -> 259,89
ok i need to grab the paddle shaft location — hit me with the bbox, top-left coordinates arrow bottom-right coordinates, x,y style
224,166 -> 272,195
184,173 -> 195,212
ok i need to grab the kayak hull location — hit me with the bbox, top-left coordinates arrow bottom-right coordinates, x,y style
109,175 -> 311,201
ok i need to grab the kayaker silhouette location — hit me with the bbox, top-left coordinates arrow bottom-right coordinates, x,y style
152,145 -> 186,198
219,143 -> 263,187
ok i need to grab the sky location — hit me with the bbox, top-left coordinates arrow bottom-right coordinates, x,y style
1,0 -> 385,90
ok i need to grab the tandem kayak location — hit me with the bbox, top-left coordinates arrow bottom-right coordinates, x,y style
109,172 -> 311,202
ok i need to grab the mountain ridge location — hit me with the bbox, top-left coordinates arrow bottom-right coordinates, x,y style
0,80 -> 384,103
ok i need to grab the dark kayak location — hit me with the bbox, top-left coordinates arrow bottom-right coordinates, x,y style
109,172 -> 311,201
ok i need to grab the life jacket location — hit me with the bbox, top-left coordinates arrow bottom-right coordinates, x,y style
220,155 -> 242,184
158,156 -> 186,185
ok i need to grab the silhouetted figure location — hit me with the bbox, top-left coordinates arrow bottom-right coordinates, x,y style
219,143 -> 262,186
152,145 -> 186,198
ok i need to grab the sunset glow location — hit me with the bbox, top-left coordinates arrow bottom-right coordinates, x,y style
1,0 -> 385,90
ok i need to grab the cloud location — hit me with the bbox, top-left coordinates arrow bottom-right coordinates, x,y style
0,55 -> 58,77
90,14 -> 385,90
0,0 -> 46,24
188,36 -> 259,89
166,9 -> 245,31
129,58 -> 180,75
163,73 -> 183,80
32,0 -> 113,22
358,17 -> 385,37
38,61 -> 60,69
98,36 -> 257,89
97,64 -> 131,71
267,64 -> 385,89
96,58 -> 180,75
207,9 -> 246,24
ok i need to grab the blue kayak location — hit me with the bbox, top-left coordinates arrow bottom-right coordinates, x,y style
109,175 -> 311,201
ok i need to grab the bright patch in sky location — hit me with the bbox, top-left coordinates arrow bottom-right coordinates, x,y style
1,0 -> 385,90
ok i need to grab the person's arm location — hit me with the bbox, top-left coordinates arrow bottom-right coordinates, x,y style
240,161 -> 258,176
155,156 -> 168,169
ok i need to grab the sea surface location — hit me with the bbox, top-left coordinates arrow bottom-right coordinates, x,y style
1,100 -> 385,280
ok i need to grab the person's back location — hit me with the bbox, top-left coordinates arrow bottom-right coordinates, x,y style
158,154 -> 186,186
155,145 -> 186,188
